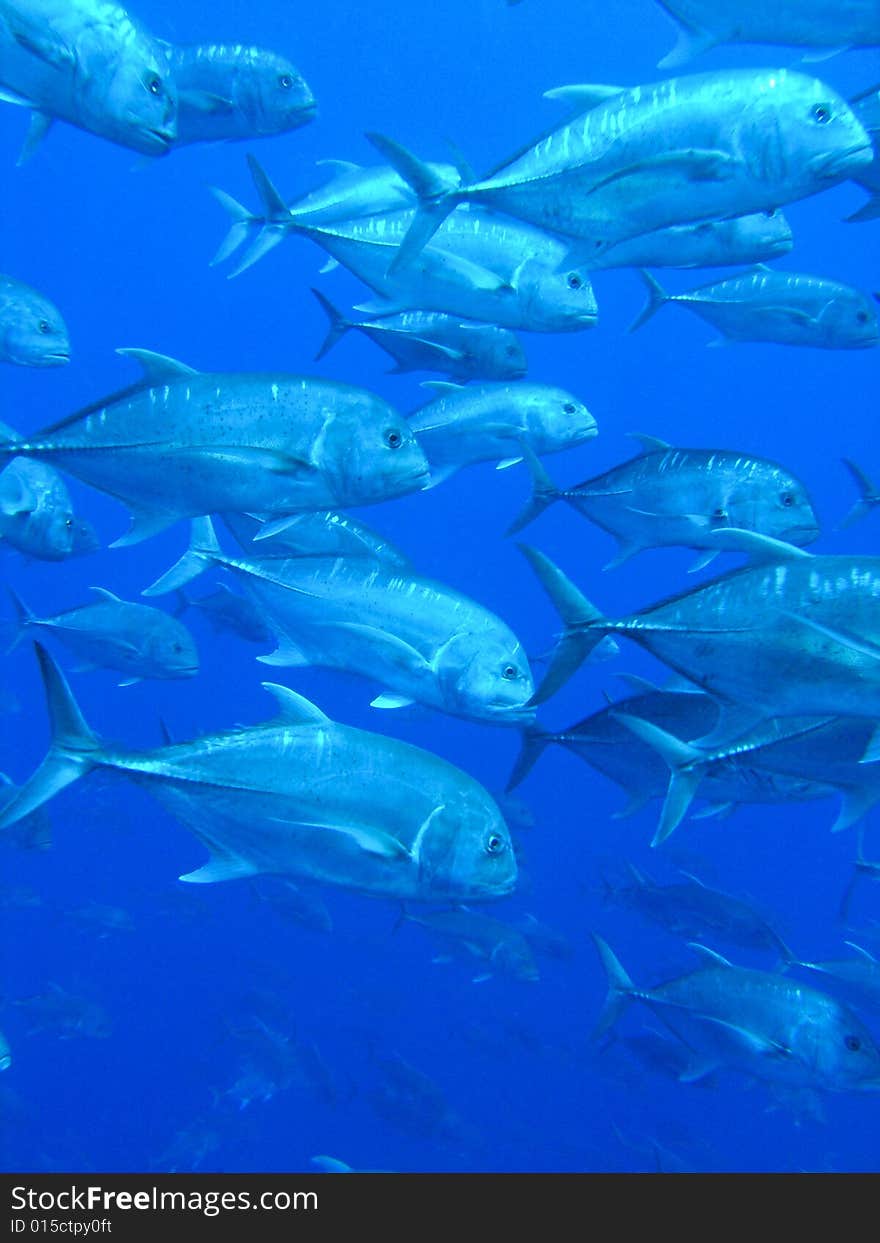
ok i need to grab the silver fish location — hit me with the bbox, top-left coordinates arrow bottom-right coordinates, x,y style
0,644 -> 517,904
0,455 -> 81,560
510,435 -> 819,569
167,42 -> 314,147
401,907 -> 540,981
146,518 -> 535,726
8,585 -> 198,684
0,348 -> 428,545
594,936 -> 880,1093
0,275 -> 68,365
0,0 -> 176,158
631,268 -> 879,348
221,511 -> 411,570
585,212 -> 794,271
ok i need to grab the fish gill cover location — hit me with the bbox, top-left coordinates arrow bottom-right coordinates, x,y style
0,0 -> 878,1175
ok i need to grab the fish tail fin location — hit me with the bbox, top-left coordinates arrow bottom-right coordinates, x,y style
5,586 -> 35,653
518,543 -> 610,704
628,270 -> 671,333
612,713 -> 705,846
246,154 -> 291,223
591,933 -> 635,1038
838,458 -> 878,529
0,643 -> 101,831
845,194 -> 880,224
142,517 -> 220,597
221,155 -> 295,278
208,187 -> 256,267
506,724 -> 552,791
505,446 -> 560,535
311,288 -> 352,360
365,132 -> 464,270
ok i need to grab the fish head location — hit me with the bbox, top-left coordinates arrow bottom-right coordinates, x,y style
68,518 -> 101,557
30,505 -> 79,560
473,327 -> 528,380
233,51 -> 316,133
437,633 -> 535,725
725,467 -> 819,547
1,291 -> 69,367
816,291 -> 880,349
146,617 -> 200,678
87,37 -> 178,154
320,396 -> 430,503
517,260 -> 598,330
738,71 -> 872,186
809,1007 -> 880,1092
417,794 -> 517,901
735,209 -> 794,259
491,936 -> 540,983
520,385 -> 597,450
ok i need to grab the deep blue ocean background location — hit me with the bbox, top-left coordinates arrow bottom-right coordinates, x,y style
1,0 -> 879,1174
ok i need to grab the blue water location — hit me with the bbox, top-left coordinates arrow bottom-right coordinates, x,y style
1,0 -> 879,1174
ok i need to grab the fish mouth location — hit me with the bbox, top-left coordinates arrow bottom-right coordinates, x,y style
41,351 -> 70,366
296,101 -> 318,123
576,311 -> 600,326
176,665 -> 200,677
785,523 -> 821,544
812,142 -> 874,180
139,126 -> 176,154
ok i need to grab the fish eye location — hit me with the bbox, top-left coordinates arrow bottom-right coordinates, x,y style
763,208 -> 778,218
64,517 -> 73,529
780,492 -> 795,507
857,310 -> 870,324
811,104 -> 831,125
505,345 -> 520,357
502,664 -> 517,680
385,429 -> 403,449
279,74 -> 293,90
563,402 -> 577,414
485,833 -> 506,856
147,77 -> 162,96
173,642 -> 183,653
712,507 -> 727,520
567,274 -> 582,289
845,1034 -> 862,1052
38,320 -> 50,334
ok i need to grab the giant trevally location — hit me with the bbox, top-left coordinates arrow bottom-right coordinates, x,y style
0,275 -> 68,366
510,436 -> 819,570
175,583 -> 273,645
409,381 -> 597,484
593,936 -> 880,1094
400,907 -> 540,982
0,349 -> 428,545
218,159 -> 598,332
786,943 -> 880,1015
507,683 -> 828,829
631,268 -> 879,348
7,585 -> 198,684
221,511 -> 411,570
848,84 -> 880,222
145,518 -> 535,725
0,0 -> 176,159
652,1 -> 880,69
519,535 -> 880,738
585,212 -> 794,271
605,865 -> 791,958
0,644 -> 517,904
166,43 -> 315,147
312,291 -> 528,382
0,426 -> 85,561
370,69 -> 872,265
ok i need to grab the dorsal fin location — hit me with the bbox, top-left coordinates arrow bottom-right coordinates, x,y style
260,682 -> 329,725
688,942 -> 733,967
88,586 -> 123,603
116,348 -> 199,384
628,432 -> 670,455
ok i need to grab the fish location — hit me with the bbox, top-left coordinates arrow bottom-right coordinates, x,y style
175,584 -> 273,644
370,69 -> 872,264
166,43 -> 315,147
593,936 -> 880,1093
584,211 -> 794,271
145,518 -> 535,726
409,381 -> 597,483
652,1 -> 880,68
606,865 -> 791,957
0,453 -> 82,561
7,585 -> 199,684
0,1030 -> 10,1070
511,912 -> 573,960
0,0 -> 176,159
630,268 -> 879,349
0,644 -> 517,904
12,981 -> 112,1039
251,878 -> 333,934
786,943 -> 880,1014
519,535 -> 880,736
0,275 -> 69,365
221,511 -> 411,570
0,348 -> 428,545
400,907 -> 540,982
312,291 -> 528,381
509,435 -> 819,569
847,84 -> 880,221
0,771 -> 52,851
217,158 -> 598,332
